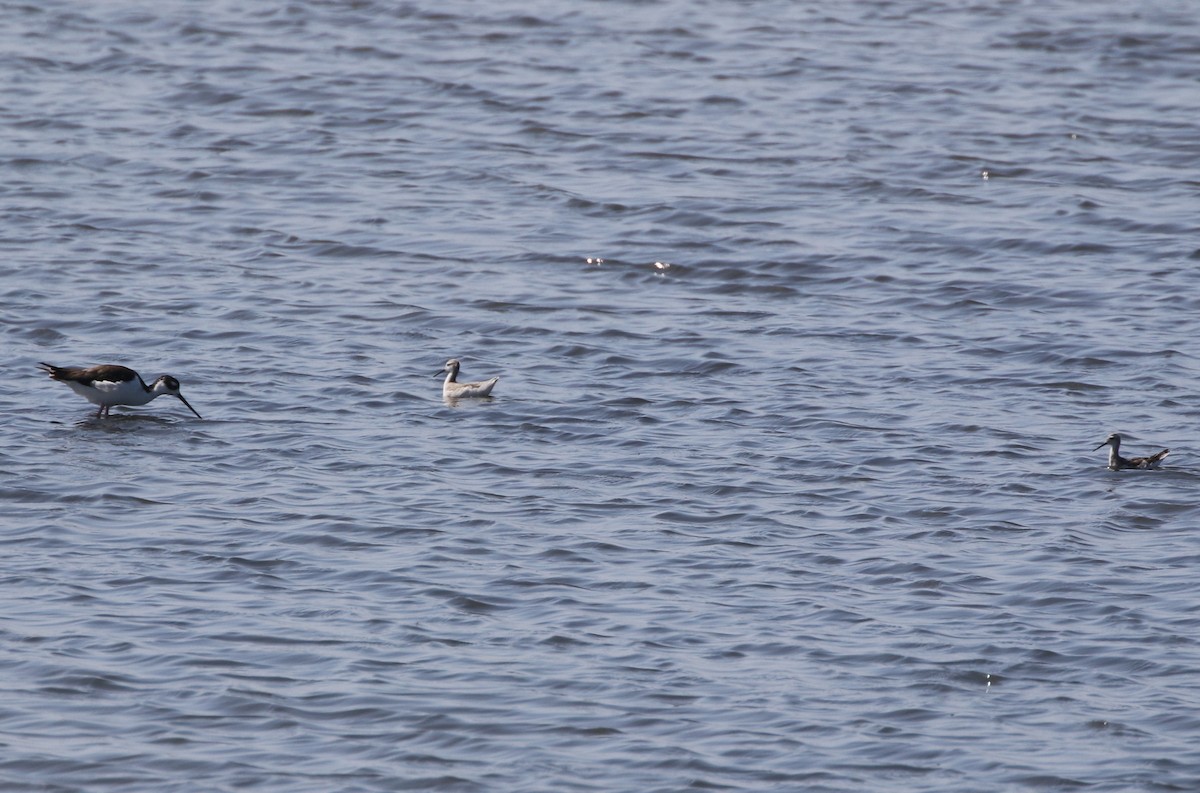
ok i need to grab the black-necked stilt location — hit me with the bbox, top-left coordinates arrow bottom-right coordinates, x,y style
438,358 -> 498,399
38,362 -> 202,419
1093,433 -> 1168,470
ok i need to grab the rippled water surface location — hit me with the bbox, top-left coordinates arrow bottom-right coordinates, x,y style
4,1 -> 1200,791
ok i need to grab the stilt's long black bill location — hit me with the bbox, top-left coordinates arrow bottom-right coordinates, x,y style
177,393 -> 202,419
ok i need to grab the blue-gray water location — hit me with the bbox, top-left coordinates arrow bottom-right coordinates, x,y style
3,1 -> 1200,791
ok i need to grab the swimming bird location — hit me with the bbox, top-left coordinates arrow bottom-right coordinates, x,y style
1093,433 -> 1168,470
38,362 -> 202,419
438,358 -> 498,399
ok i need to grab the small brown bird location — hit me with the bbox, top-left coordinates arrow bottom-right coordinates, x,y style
1093,433 -> 1168,470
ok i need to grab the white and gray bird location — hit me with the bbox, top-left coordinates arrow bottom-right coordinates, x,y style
438,358 -> 498,399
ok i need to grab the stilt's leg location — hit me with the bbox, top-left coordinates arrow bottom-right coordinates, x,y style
96,404 -> 104,419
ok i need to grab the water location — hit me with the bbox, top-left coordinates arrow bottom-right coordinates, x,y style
3,1 -> 1200,790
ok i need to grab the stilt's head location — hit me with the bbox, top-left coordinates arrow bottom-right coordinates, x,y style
1093,433 -> 1120,451
439,359 -> 461,380
151,375 -> 202,419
